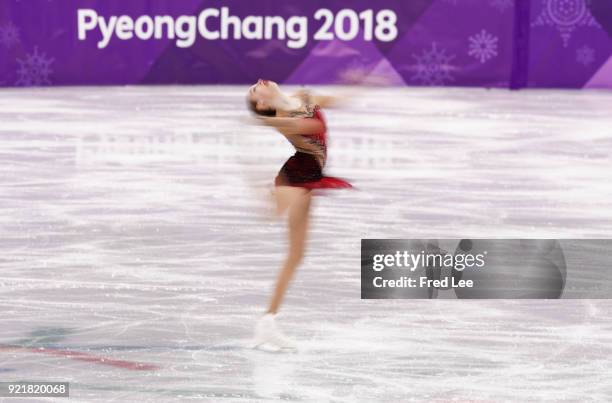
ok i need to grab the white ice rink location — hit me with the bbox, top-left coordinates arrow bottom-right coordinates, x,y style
1,86 -> 612,402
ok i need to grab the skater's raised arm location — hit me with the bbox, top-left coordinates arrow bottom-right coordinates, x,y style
257,116 -> 323,137
291,68 -> 390,110
246,70 -> 388,120
290,88 -> 343,109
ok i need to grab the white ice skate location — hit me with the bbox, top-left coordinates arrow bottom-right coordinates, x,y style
252,313 -> 297,351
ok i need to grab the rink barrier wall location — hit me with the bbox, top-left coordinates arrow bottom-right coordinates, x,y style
0,0 -> 611,89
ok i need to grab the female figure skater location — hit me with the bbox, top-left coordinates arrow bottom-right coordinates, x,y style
247,79 -> 351,350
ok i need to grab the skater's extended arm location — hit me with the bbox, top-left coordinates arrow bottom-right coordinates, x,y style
298,67 -> 390,109
257,116 -> 323,136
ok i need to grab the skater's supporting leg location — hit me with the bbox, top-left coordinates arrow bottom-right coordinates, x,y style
274,185 -> 307,216
267,189 -> 312,314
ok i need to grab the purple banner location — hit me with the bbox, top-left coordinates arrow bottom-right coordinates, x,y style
0,0 -> 610,88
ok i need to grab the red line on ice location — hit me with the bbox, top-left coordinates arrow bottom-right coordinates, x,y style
0,345 -> 159,371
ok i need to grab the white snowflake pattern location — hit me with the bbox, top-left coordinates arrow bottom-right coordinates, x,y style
0,21 -> 20,48
15,47 -> 54,86
468,30 -> 499,63
490,0 -> 513,12
408,43 -> 456,86
576,45 -> 595,66
532,0 -> 601,47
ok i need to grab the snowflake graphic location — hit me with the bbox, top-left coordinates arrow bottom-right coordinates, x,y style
490,0 -> 513,12
0,21 -> 20,48
409,43 -> 456,86
468,30 -> 499,63
15,47 -> 54,86
532,0 -> 601,47
576,45 -> 595,66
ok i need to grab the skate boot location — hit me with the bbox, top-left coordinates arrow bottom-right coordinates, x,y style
253,313 -> 297,351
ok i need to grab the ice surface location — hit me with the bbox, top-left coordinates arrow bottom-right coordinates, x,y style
1,86 -> 612,402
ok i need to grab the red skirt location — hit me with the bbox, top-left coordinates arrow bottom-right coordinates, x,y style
274,152 -> 352,190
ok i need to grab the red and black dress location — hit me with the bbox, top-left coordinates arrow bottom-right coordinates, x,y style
274,97 -> 352,190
